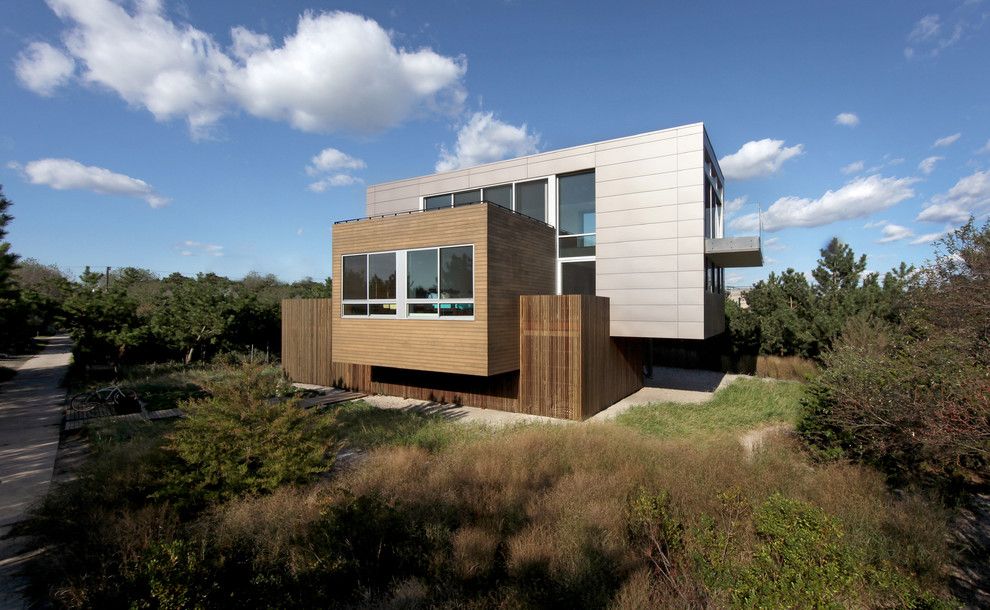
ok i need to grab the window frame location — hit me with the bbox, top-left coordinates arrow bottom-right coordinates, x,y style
420,178 -> 549,223
341,244 -> 475,320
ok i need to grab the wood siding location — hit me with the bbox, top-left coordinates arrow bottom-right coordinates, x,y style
281,299 -> 333,387
519,295 -> 643,420
486,205 -> 557,373
331,203 -> 555,376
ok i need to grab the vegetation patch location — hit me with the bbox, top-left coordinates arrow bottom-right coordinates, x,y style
616,378 -> 804,439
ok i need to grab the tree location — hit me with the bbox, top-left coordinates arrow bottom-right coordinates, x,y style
0,186 -> 23,349
151,274 -> 235,364
810,238 -> 867,347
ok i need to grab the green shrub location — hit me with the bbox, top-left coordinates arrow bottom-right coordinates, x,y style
163,363 -> 337,502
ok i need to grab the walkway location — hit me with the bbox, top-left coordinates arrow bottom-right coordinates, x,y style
0,336 -> 72,609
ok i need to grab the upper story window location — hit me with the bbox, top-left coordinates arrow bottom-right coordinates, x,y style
342,245 -> 474,319
422,179 -> 547,223
557,170 -> 596,258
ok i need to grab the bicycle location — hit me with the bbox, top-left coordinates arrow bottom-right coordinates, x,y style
68,385 -> 139,413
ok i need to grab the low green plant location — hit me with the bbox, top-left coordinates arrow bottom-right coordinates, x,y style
163,363 -> 337,502
326,399 -> 492,451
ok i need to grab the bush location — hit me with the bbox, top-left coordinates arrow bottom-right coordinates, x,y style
163,363 -> 337,502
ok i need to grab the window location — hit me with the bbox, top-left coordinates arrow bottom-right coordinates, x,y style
558,171 -> 595,261
343,246 -> 474,319
425,194 -> 451,210
515,179 -> 547,222
342,253 -> 397,316
422,179 -> 546,222
453,189 -> 481,206
483,184 -> 512,209
561,260 -> 596,295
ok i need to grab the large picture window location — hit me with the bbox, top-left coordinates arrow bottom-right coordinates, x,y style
342,245 -> 474,319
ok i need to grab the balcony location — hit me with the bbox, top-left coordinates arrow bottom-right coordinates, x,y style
705,236 -> 762,267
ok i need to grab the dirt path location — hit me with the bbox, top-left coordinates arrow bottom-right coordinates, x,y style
0,336 -> 72,609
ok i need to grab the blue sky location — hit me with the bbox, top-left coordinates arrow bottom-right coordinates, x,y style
1,0 -> 988,284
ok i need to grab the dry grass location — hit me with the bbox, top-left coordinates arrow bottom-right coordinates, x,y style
756,354 -> 818,381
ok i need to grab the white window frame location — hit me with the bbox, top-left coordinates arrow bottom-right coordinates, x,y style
340,244 -> 475,320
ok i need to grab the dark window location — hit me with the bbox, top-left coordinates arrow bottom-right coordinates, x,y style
558,171 -> 595,236
453,189 -> 481,206
515,179 -> 546,222
440,246 -> 473,298
558,234 -> 596,258
440,303 -> 474,317
407,249 -> 438,299
342,255 -> 367,300
561,260 -> 596,295
483,184 -> 512,209
368,252 -> 396,299
425,194 -> 451,210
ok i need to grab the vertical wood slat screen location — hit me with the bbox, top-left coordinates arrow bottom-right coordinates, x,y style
281,299 -> 333,387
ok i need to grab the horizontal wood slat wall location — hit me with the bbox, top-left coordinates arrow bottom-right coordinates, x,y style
281,299 -> 333,386
519,295 -> 643,420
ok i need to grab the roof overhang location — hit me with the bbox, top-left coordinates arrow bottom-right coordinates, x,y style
705,236 -> 762,267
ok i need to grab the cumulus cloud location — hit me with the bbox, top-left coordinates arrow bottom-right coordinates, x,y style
841,160 -> 865,175
178,240 -> 223,257
918,156 -> 943,175
917,169 -> 990,223
435,111 -> 539,172
731,174 -> 917,232
306,148 -> 365,175
305,147 -> 364,191
15,158 -> 168,207
718,138 -> 804,181
933,133 -> 961,148
14,41 -> 75,96
724,195 -> 747,215
834,112 -> 860,127
877,223 -> 914,243
26,1 -> 466,137
308,174 -> 362,192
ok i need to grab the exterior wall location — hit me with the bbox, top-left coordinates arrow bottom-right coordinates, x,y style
519,295 -> 643,420
487,206 -> 557,373
364,122 -> 722,341
331,204 -> 555,376
281,298 -> 333,386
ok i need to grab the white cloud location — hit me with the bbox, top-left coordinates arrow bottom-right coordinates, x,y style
436,111 -> 539,172
918,156 -> 943,175
16,158 -> 168,207
14,41 -> 75,96
228,11 -> 466,134
763,236 -> 785,251
731,174 -> 917,232
917,169 -> 990,223
841,160 -> 865,174
908,14 -> 941,43
834,112 -> 860,127
863,219 -> 888,229
308,174 -> 361,192
718,138 -> 804,180
724,195 -> 747,214
976,139 -> 990,154
933,133 -> 961,148
910,230 -> 949,245
178,240 -> 223,257
28,2 -> 466,137
877,223 -> 914,243
296,227 -> 304,236
306,148 -> 365,176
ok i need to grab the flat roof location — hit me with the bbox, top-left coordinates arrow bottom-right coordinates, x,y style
369,121 -> 712,191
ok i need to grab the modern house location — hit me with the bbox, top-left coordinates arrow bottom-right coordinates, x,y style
282,122 -> 761,420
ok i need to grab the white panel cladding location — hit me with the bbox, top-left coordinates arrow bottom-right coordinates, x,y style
365,122 -> 720,340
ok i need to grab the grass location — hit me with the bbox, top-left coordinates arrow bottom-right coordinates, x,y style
323,399 -> 496,452
616,378 -> 804,439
